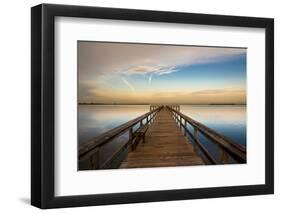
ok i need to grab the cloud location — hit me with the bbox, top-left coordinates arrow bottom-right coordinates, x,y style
122,64 -> 179,86
190,89 -> 245,96
155,66 -> 178,75
148,74 -> 153,85
121,77 -> 135,92
125,65 -> 158,74
123,65 -> 178,76
190,89 -> 226,95
123,65 -> 179,89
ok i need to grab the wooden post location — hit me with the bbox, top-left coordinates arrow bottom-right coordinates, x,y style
90,147 -> 100,169
129,127 -> 133,141
194,127 -> 199,152
140,119 -> 143,126
180,117 -> 182,130
184,120 -> 187,136
129,127 -> 134,151
220,149 -> 229,164
194,127 -> 198,141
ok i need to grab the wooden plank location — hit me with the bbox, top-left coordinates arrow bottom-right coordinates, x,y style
120,107 -> 204,168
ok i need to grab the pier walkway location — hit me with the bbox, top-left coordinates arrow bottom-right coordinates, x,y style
120,107 -> 203,168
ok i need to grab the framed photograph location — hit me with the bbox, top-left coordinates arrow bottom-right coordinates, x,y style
31,4 -> 274,209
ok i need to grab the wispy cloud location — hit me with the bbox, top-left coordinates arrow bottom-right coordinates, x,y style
124,65 -> 158,74
190,89 -> 245,96
123,65 -> 179,86
148,74 -> 153,85
155,66 -> 178,75
123,64 -> 178,75
121,77 -> 135,92
190,89 -> 225,95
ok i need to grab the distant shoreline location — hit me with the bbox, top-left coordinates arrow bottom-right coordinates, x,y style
79,103 -> 246,106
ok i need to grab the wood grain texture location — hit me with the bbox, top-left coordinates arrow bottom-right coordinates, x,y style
120,107 -> 204,168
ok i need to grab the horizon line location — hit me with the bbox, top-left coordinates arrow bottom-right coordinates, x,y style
78,102 -> 246,105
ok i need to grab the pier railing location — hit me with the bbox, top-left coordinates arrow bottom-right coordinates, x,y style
79,106 -> 162,170
167,106 -> 246,164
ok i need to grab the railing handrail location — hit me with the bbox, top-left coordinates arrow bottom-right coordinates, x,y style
79,106 -> 162,159
167,106 -> 246,163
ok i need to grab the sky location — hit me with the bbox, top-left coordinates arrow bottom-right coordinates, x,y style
78,41 -> 246,104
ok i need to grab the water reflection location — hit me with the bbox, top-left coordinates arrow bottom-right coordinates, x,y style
79,105 -> 149,145
180,105 -> 246,146
180,105 -> 246,163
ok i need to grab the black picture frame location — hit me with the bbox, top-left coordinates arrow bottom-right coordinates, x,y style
31,3 -> 274,209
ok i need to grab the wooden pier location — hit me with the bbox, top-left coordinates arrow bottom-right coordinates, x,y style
79,105 -> 246,170
120,107 -> 203,168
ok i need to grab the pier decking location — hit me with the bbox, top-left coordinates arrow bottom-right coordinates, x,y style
120,107 -> 203,168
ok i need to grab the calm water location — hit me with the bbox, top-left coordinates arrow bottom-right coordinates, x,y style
79,105 -> 246,164
180,105 -> 246,163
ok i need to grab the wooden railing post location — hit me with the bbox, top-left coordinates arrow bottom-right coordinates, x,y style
129,127 -> 135,151
194,126 -> 199,152
180,116 -> 183,130
90,147 -> 100,169
129,127 -> 133,141
220,149 -> 229,164
194,126 -> 198,141
184,120 -> 187,136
